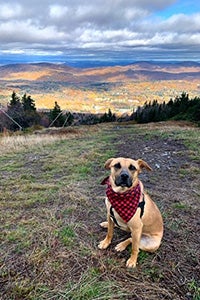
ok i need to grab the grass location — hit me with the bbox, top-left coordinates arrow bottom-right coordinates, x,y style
0,134 -> 64,154
187,279 -> 200,300
63,268 -> 127,300
0,124 -> 119,300
55,225 -> 76,246
0,121 -> 199,300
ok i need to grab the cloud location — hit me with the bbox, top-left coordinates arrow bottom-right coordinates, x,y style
0,3 -> 22,19
0,0 -> 199,61
161,13 -> 200,33
0,20 -> 66,45
49,5 -> 69,19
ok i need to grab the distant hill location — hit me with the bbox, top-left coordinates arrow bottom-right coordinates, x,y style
0,62 -> 200,113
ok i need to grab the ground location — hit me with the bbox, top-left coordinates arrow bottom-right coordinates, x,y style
0,122 -> 199,299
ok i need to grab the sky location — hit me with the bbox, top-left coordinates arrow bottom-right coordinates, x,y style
0,0 -> 200,66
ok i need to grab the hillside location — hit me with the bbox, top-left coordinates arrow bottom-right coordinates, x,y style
0,122 -> 199,299
0,62 -> 200,113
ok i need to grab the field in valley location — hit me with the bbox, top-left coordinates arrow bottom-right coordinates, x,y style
0,121 -> 199,300
0,62 -> 200,114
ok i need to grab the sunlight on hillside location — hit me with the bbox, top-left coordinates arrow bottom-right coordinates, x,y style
4,70 -> 52,81
1,63 -> 200,113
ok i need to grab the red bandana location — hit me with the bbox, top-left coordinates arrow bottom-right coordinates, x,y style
101,176 -> 141,222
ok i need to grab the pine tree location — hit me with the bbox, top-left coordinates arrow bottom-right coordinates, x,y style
7,91 -> 24,130
7,92 -> 40,130
49,101 -> 65,127
22,93 -> 36,111
9,91 -> 21,107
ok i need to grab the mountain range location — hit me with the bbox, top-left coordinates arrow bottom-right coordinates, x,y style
0,61 -> 200,113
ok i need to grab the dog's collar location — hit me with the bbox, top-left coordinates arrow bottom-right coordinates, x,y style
101,176 -> 141,223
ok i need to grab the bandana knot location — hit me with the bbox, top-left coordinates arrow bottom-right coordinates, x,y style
101,176 -> 141,222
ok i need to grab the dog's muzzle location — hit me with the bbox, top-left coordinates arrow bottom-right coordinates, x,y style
115,170 -> 132,187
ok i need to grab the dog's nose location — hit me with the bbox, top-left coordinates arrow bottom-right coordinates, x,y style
120,172 -> 129,180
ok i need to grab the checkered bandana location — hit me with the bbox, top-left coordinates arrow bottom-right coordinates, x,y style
101,176 -> 141,223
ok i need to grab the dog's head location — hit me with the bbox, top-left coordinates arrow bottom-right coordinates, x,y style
104,157 -> 152,192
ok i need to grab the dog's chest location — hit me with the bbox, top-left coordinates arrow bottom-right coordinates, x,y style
105,198 -> 130,231
105,183 -> 141,223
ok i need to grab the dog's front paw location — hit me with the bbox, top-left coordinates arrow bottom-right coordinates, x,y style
126,258 -> 137,268
98,239 -> 111,249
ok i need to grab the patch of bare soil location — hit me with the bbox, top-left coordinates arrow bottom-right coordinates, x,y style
95,128 -> 199,300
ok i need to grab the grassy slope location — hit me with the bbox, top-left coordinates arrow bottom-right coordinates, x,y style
0,122 -> 199,300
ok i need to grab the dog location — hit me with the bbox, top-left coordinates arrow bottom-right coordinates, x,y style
98,157 -> 163,268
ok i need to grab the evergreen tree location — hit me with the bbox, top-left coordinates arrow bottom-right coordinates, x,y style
6,92 -> 41,130
100,109 -> 116,123
22,93 -> 36,111
49,101 -> 65,127
7,91 -> 24,130
9,91 -> 20,106
108,108 -> 116,121
192,98 -> 200,124
21,93 -> 40,128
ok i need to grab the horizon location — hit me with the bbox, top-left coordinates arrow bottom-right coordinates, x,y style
1,56 -> 200,69
0,1 -> 200,65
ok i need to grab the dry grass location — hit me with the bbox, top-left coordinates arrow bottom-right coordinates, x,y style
0,126 -> 95,155
0,134 -> 64,154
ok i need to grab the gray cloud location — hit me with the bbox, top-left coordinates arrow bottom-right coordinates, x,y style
0,0 -> 199,61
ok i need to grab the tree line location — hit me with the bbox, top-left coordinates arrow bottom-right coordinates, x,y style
131,92 -> 200,125
0,91 -> 199,132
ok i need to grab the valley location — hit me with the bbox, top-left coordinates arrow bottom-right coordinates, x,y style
0,62 -> 200,114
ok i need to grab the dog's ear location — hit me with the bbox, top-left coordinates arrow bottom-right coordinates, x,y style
104,158 -> 114,169
137,159 -> 152,171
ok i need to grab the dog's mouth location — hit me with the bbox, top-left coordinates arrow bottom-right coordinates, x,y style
117,182 -> 132,188
115,173 -> 132,188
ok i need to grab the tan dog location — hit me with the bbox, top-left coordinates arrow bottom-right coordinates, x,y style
98,157 -> 163,268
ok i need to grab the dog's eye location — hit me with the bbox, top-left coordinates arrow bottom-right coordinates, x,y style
114,162 -> 121,169
129,164 -> 136,171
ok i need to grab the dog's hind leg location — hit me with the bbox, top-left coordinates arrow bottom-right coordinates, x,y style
100,221 -> 119,229
100,221 -> 108,228
115,238 -> 132,252
139,234 -> 162,252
